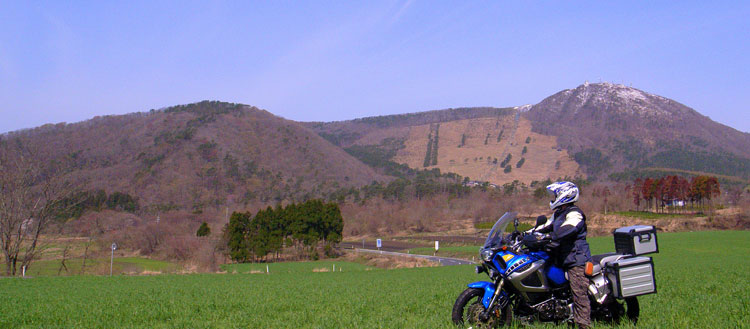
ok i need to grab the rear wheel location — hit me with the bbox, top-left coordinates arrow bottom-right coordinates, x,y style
595,297 -> 639,325
624,297 -> 639,324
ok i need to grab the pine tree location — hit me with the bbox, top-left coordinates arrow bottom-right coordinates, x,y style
196,222 -> 211,237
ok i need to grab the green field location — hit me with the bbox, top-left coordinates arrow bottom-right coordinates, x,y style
1,231 -> 748,328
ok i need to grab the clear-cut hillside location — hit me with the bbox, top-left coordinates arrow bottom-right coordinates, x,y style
307,107 -> 581,186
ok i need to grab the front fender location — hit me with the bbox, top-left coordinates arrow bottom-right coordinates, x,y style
468,281 -> 496,309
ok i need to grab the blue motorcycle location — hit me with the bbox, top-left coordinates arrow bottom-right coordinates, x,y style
452,212 -> 654,327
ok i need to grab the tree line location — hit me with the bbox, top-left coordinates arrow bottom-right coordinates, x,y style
632,175 -> 720,213
223,200 -> 343,263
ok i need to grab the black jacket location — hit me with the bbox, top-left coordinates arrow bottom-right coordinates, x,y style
537,204 -> 592,269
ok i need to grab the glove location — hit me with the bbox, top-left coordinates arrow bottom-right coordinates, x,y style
544,238 -> 559,252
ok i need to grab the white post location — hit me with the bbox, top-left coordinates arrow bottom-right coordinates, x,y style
110,242 -> 117,277
22,266 -> 26,277
266,265 -> 269,274
333,264 -> 335,272
110,247 -> 114,277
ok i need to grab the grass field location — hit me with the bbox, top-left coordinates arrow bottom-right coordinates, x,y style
1,231 -> 748,328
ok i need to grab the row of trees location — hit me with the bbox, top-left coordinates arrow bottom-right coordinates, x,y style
57,190 -> 139,219
224,200 -> 343,263
632,175 -> 721,213
423,124 -> 439,167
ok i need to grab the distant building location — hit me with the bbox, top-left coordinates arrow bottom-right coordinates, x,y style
665,199 -> 685,207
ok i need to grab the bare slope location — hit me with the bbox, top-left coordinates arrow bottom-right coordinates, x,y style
5,101 -> 384,209
308,107 -> 580,185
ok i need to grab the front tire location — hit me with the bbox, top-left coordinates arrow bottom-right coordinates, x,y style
452,288 -> 511,327
452,288 -> 484,326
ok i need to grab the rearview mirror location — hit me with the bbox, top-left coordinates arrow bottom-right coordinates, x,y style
535,215 -> 547,227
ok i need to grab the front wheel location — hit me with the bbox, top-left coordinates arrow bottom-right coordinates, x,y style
452,288 -> 510,327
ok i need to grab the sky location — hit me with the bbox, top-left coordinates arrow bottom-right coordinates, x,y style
1,1 -> 748,133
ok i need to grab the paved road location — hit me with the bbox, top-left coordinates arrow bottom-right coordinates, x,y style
354,248 -> 475,266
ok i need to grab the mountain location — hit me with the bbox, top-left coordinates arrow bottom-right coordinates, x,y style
4,83 -> 747,213
524,82 -> 750,179
3,101 -> 385,211
310,82 -> 750,184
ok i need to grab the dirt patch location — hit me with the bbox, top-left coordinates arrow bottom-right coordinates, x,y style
342,252 -> 438,269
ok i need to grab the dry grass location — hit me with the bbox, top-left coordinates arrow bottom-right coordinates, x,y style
342,252 -> 437,269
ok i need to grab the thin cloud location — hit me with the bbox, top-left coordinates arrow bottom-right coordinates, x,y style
387,0 -> 415,26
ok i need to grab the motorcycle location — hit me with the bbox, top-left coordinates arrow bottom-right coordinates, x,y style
452,212 -> 656,327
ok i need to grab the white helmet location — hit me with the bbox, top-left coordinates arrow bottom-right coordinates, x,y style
546,181 -> 579,210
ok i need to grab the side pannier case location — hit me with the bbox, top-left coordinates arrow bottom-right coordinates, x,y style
606,256 -> 656,298
613,225 -> 658,256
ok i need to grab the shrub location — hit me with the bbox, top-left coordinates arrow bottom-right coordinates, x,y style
196,222 -> 211,237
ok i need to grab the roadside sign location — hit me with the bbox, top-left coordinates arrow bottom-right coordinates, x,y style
376,239 -> 382,249
435,241 -> 439,251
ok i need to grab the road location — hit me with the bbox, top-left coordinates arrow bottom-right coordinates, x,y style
354,248 -> 475,266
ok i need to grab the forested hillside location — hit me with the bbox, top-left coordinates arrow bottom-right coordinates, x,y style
2,101 -> 385,212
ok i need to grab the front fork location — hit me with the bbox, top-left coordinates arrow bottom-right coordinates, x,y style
479,278 -> 506,322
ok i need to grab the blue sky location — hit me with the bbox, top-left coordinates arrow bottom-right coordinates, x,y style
1,1 -> 748,133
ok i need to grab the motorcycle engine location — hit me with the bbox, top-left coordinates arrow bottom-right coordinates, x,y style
536,298 -> 572,321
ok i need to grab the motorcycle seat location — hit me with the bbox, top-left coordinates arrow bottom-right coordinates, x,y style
590,253 -> 626,274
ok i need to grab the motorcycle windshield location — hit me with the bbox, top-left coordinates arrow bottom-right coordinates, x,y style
483,212 -> 517,249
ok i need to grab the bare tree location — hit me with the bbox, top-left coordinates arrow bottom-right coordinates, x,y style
0,139 -> 76,276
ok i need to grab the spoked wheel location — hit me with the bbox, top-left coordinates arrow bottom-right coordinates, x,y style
452,288 -> 511,328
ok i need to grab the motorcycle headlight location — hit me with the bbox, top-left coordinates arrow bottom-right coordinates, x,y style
480,248 -> 494,262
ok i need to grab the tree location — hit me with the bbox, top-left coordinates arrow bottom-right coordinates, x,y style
0,140 -> 77,276
224,212 -> 252,262
632,178 -> 643,211
533,186 -> 547,199
196,222 -> 211,237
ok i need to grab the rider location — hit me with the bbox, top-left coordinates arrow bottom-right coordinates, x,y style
530,181 -> 592,329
